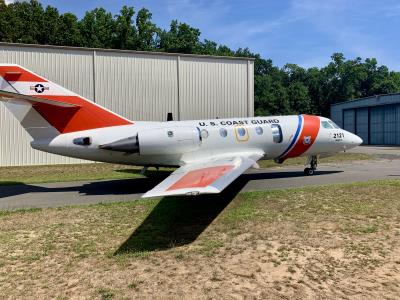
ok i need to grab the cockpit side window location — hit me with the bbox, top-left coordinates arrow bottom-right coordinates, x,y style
321,120 -> 333,129
328,121 -> 340,129
271,124 -> 283,143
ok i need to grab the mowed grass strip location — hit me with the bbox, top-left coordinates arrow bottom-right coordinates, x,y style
0,163 -> 173,186
0,179 -> 399,299
258,152 -> 373,168
0,152 -> 373,186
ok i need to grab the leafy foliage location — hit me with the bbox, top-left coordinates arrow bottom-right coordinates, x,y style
1,0 -> 399,116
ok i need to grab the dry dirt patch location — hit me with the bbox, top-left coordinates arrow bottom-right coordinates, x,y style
0,180 -> 399,299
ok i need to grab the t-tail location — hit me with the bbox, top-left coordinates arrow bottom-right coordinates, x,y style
0,64 -> 133,141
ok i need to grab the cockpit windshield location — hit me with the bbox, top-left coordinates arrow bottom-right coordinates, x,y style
321,120 -> 333,129
328,121 -> 340,129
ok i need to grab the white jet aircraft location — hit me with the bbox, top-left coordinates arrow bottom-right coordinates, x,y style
0,65 -> 362,198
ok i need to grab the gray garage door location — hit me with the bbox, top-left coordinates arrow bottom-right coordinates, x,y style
367,104 -> 400,145
370,106 -> 384,145
356,107 -> 369,144
397,104 -> 400,145
343,109 -> 355,133
384,105 -> 397,145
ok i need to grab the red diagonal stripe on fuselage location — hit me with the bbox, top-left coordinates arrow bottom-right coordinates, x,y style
281,115 -> 320,160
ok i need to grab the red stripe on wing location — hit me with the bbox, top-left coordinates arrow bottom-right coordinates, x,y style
282,115 -> 320,159
167,165 -> 234,191
0,66 -> 47,82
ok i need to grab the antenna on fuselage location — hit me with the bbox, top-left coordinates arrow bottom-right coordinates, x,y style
167,112 -> 173,121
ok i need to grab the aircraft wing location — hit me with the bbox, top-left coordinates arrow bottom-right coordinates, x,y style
142,152 -> 263,198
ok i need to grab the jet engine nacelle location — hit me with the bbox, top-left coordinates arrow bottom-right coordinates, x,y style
138,126 -> 201,155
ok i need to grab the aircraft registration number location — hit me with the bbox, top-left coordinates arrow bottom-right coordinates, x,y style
333,132 -> 344,139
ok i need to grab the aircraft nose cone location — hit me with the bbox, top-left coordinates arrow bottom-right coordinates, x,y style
354,135 -> 363,146
347,132 -> 363,147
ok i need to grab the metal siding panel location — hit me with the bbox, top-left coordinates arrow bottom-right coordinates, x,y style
356,107 -> 369,144
370,106 -> 384,145
248,61 -> 254,117
94,51 -> 178,122
343,109 -> 355,133
179,57 -> 248,120
0,45 -> 93,166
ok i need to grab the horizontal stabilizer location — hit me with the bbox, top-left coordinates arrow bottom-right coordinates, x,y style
0,89 -> 80,108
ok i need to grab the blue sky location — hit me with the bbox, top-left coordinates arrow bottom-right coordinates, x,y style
14,0 -> 400,70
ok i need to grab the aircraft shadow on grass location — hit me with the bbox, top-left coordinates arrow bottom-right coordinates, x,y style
0,169 -> 342,199
114,169 -> 343,254
0,169 -> 343,252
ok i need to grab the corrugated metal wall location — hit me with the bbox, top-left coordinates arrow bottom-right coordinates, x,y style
0,43 -> 254,166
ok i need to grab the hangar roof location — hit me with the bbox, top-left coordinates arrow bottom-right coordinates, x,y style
331,93 -> 400,109
0,42 -> 255,62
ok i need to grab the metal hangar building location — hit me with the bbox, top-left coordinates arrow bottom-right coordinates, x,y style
0,43 -> 254,166
331,93 -> 400,145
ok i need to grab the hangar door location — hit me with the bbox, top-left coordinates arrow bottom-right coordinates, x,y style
370,104 -> 400,145
355,107 -> 369,144
343,109 -> 355,133
370,106 -> 384,144
343,104 -> 400,145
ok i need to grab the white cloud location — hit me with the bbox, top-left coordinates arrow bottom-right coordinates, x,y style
5,0 -> 28,4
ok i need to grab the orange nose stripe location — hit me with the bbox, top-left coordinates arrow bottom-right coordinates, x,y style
282,115 -> 320,159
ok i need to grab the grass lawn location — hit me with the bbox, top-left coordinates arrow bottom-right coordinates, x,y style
0,152 -> 374,186
258,152 -> 372,168
0,179 -> 399,299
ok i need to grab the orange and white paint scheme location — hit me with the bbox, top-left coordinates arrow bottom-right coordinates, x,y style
0,65 -> 362,198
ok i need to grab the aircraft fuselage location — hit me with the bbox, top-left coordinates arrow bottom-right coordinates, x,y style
32,114 -> 362,167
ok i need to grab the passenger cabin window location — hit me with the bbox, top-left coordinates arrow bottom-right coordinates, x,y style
237,127 -> 246,137
219,128 -> 228,137
200,129 -> 209,139
255,127 -> 263,135
321,121 -> 333,129
271,124 -> 283,143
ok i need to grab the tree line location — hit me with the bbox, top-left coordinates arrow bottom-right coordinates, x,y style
1,0 -> 399,117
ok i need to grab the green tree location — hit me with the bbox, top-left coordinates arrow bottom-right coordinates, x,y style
79,8 -> 115,48
41,6 -> 60,45
135,8 -> 158,51
0,0 -> 11,42
160,20 -> 201,53
287,82 -> 311,114
58,13 -> 82,46
5,0 -> 45,44
114,6 -> 136,50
